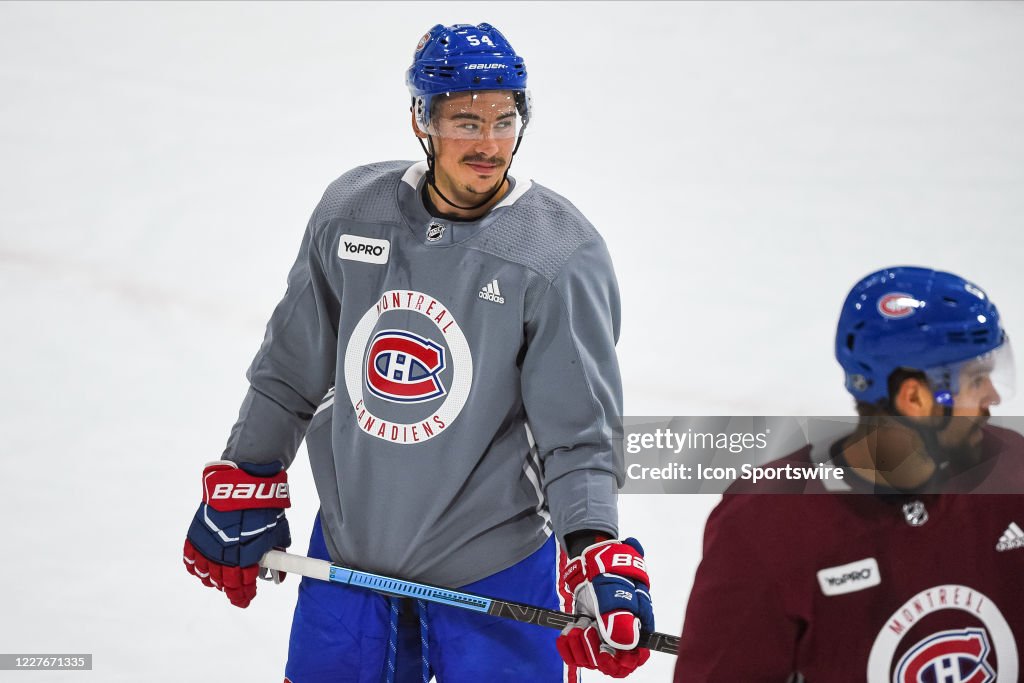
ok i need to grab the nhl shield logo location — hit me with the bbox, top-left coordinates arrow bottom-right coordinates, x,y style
426,222 -> 446,242
902,501 -> 929,527
894,628 -> 995,683
366,330 -> 446,403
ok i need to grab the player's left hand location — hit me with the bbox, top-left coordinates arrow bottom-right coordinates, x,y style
556,537 -> 654,677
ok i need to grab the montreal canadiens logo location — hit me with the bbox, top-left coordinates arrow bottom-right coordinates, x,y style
878,292 -> 921,319
867,585 -> 1018,683
344,290 -> 473,445
366,330 -> 446,403
895,629 -> 995,683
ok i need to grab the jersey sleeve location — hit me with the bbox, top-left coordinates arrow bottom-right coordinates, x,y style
674,496 -> 802,682
521,236 -> 623,546
222,214 -> 341,468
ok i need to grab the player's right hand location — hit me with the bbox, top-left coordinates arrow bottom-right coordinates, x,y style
183,460 -> 291,608
557,616 -> 650,677
556,537 -> 654,677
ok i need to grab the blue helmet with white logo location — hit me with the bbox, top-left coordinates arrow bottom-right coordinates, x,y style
836,266 -> 1011,407
406,23 -> 530,134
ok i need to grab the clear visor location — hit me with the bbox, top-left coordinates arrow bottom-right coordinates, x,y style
424,90 -> 530,141
924,340 -> 1016,411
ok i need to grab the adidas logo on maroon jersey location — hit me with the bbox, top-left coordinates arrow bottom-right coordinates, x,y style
996,522 -> 1024,552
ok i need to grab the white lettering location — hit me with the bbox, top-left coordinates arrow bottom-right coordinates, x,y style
211,483 -> 232,499
232,483 -> 255,498
209,482 -> 289,500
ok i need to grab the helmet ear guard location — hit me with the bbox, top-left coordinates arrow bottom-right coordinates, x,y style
515,89 -> 532,127
412,96 -> 429,134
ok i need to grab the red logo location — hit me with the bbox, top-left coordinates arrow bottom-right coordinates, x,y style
878,292 -> 919,319
895,628 -> 995,683
366,330 -> 446,403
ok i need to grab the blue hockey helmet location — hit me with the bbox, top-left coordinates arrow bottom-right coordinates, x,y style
406,23 -> 531,135
836,266 -> 1013,408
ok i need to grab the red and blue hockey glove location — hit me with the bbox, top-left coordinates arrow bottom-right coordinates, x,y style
182,460 -> 291,608
556,537 -> 654,678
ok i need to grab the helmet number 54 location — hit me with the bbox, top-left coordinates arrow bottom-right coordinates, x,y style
466,35 -> 495,47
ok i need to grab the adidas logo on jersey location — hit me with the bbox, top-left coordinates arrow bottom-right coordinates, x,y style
996,522 -> 1024,552
479,279 -> 505,304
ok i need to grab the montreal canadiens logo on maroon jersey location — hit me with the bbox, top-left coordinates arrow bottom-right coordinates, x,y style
878,292 -> 920,319
867,585 -> 1018,683
366,330 -> 446,403
894,628 -> 995,683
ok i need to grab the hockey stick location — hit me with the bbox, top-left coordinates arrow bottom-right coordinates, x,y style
260,549 -> 679,655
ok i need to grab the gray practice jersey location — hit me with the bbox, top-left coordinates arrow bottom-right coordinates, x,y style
222,160 -> 623,586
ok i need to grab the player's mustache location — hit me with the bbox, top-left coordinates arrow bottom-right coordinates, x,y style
461,154 -> 506,166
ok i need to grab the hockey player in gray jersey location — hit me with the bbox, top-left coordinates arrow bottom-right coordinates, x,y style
183,22 -> 654,682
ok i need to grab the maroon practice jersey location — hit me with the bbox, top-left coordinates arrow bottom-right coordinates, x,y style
674,425 -> 1024,683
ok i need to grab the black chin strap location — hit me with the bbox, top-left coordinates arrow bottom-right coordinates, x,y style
885,401 -> 954,472
417,129 -> 526,212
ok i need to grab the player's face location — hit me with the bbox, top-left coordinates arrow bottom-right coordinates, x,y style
952,360 -> 1000,416
934,361 -> 1000,459
423,91 -> 519,206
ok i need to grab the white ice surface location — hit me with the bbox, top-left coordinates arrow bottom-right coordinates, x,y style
1,2 -> 1023,681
